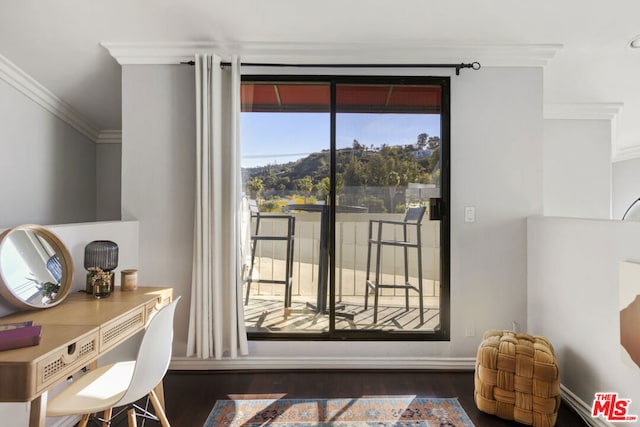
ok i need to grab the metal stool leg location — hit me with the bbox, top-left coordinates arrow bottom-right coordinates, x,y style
284,217 -> 295,308
417,223 -> 424,324
245,239 -> 258,305
373,222 -> 383,323
365,220 -> 373,311
403,223 -> 409,311
245,214 -> 261,306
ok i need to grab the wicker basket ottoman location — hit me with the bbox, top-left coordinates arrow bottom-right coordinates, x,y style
474,330 -> 561,427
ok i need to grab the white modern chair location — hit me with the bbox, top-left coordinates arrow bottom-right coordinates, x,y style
47,296 -> 181,427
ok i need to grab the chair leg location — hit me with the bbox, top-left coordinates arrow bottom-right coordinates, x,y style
154,381 -> 166,410
127,408 -> 138,427
78,414 -> 90,427
149,389 -> 171,427
102,408 -> 112,427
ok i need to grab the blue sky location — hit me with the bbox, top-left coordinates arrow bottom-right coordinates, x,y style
241,112 -> 441,168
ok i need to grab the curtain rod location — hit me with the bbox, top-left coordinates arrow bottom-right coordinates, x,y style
181,61 -> 481,75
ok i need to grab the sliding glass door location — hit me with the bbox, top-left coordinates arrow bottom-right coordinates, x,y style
331,79 -> 447,338
240,79 -> 330,336
240,75 -> 449,340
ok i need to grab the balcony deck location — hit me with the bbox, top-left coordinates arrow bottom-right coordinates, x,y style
244,296 -> 441,333
243,257 -> 440,333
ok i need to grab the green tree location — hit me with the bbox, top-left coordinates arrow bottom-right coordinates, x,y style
426,146 -> 440,174
295,176 -> 314,202
364,153 -> 389,186
249,177 -> 264,199
417,133 -> 428,150
343,157 -> 366,187
386,171 -> 401,211
316,175 -> 344,202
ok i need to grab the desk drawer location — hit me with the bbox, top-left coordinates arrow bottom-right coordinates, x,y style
145,293 -> 172,324
36,331 -> 99,393
100,306 -> 145,353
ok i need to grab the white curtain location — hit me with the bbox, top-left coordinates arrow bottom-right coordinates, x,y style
187,54 -> 248,359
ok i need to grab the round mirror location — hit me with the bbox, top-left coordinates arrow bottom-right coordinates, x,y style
0,225 -> 73,309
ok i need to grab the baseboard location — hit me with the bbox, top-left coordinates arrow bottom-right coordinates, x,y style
560,385 -> 614,427
170,356 -> 477,371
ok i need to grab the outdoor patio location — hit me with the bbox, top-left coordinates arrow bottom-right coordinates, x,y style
243,252 -> 441,334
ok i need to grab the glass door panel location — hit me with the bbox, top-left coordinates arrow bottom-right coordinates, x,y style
240,81 -> 330,336
333,82 -> 443,334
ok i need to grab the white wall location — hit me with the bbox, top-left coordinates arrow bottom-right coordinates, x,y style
121,64 -> 543,360
543,119 -> 612,219
122,65 -> 196,355
527,216 -> 640,412
0,79 -> 97,229
95,143 -> 122,221
613,157 -> 640,220
449,66 -> 543,353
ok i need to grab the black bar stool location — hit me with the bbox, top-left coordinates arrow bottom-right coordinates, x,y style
365,206 -> 426,324
245,200 -> 296,308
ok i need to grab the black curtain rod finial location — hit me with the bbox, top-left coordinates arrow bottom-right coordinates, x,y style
455,61 -> 481,75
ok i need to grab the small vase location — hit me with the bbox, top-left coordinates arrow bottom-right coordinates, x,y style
87,270 -> 114,296
86,271 -> 94,294
92,275 -> 112,299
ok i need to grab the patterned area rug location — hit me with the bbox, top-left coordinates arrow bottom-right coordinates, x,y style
204,396 -> 476,426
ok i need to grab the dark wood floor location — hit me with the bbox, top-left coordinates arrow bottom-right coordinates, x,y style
109,370 -> 588,426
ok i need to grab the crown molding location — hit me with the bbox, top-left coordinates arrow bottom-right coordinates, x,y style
102,41 -> 562,68
96,130 -> 122,144
543,103 -> 639,162
612,144 -> 640,163
0,53 -> 100,143
101,41 -> 214,65
543,103 -> 623,120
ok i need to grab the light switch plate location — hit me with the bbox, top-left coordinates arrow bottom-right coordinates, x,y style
464,206 -> 475,223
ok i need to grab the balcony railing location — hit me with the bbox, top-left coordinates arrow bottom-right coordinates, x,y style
247,211 -> 440,302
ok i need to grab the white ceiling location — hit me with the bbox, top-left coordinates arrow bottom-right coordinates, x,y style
1,0 -> 640,153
